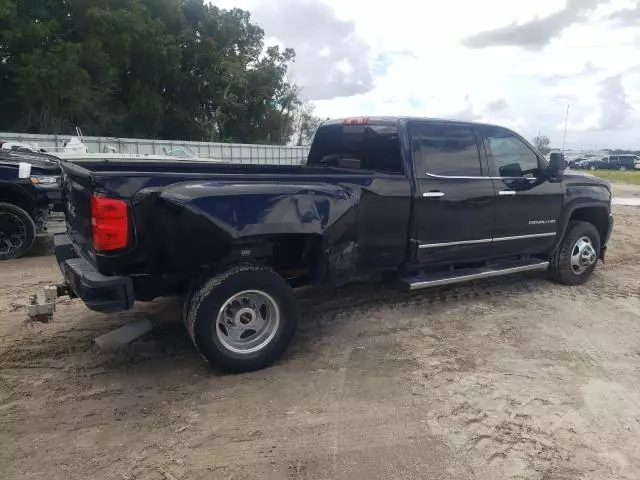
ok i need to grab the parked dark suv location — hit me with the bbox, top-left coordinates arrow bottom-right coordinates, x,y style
577,155 -> 639,171
0,149 -> 62,259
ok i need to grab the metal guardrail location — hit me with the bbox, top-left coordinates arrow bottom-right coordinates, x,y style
0,132 -> 311,165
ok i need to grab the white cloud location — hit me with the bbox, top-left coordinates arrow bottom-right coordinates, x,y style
564,74 -> 633,131
462,0 -> 603,50
214,0 -> 640,149
486,98 -> 509,113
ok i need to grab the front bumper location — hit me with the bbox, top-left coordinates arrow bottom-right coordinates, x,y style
601,214 -> 614,260
54,233 -> 134,313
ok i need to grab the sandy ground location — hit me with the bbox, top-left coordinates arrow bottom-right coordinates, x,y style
612,182 -> 640,198
2,185 -> 640,480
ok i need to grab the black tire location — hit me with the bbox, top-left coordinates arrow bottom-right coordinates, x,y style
549,221 -> 601,285
0,202 -> 36,260
184,264 -> 298,373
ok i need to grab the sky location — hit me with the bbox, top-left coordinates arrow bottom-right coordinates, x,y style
213,0 -> 640,150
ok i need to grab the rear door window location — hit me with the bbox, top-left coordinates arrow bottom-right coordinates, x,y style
307,123 -> 404,174
411,124 -> 483,177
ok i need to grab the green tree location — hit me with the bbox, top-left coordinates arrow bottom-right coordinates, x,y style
293,102 -> 323,146
0,0 -> 302,144
532,135 -> 552,156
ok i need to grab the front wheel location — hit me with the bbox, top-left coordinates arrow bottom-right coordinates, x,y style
0,202 -> 36,260
184,264 -> 299,373
589,165 -> 597,171
549,221 -> 601,285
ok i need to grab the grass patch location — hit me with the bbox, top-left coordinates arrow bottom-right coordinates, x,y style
587,170 -> 640,185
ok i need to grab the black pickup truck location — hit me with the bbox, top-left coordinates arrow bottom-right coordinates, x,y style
0,149 -> 62,259
36,117 -> 613,371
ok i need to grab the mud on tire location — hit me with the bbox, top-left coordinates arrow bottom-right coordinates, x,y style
549,220 -> 601,285
184,264 -> 299,373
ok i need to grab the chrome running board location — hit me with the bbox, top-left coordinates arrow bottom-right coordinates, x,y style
400,259 -> 549,291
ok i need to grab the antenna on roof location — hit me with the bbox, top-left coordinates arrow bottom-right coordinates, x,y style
562,104 -> 570,153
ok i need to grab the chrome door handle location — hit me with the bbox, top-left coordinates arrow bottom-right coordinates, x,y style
423,191 -> 445,198
499,190 -> 516,196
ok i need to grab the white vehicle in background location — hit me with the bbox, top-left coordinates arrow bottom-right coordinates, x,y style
0,141 -> 46,153
3,127 -> 226,163
56,145 -> 225,163
51,129 -> 225,163
60,135 -> 89,154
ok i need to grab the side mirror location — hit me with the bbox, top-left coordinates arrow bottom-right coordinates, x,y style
499,162 -> 523,178
548,152 -> 565,176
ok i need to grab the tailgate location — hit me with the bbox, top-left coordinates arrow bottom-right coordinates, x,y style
61,163 -> 96,258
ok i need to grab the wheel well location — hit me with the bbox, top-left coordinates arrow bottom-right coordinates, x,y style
569,207 -> 609,243
230,234 -> 324,284
0,186 -> 33,214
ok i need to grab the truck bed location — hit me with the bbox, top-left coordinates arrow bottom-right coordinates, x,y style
61,159 -> 413,288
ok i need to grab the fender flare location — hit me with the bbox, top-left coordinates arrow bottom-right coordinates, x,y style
0,181 -> 38,213
550,201 -> 610,253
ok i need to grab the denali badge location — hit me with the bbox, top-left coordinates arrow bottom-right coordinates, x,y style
529,220 -> 556,225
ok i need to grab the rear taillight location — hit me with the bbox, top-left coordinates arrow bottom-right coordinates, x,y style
91,194 -> 128,252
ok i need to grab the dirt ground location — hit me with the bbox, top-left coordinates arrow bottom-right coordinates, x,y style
2,185 -> 640,480
612,182 -> 640,198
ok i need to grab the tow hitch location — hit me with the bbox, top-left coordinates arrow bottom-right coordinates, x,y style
27,284 -> 73,323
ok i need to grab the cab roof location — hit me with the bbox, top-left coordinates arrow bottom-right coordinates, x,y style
321,116 -> 504,130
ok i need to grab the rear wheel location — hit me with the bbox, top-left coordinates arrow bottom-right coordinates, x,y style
184,264 -> 298,372
549,221 -> 600,285
0,202 -> 36,260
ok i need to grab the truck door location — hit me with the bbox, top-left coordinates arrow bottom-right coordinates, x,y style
307,120 -> 413,274
409,122 -> 496,265
480,126 -> 563,257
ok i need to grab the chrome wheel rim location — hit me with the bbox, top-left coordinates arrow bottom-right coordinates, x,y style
570,236 -> 597,275
215,290 -> 280,354
0,212 -> 27,256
